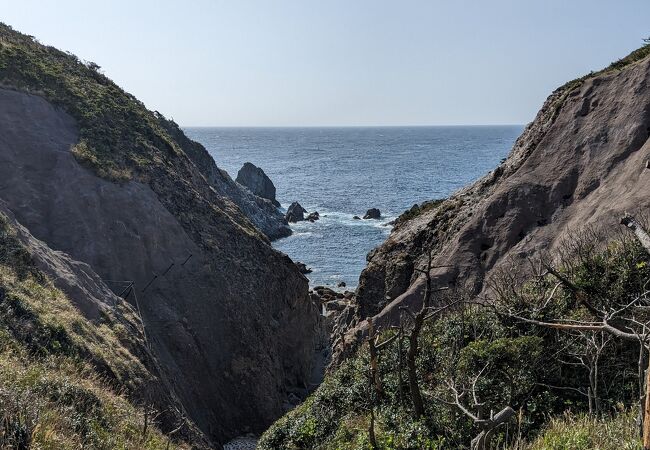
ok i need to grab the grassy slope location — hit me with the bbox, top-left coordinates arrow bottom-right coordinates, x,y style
0,22 -> 261,243
0,23 -> 177,182
0,215 -> 189,449
523,409 -> 638,450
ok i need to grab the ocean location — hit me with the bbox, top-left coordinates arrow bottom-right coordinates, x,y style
184,126 -> 523,289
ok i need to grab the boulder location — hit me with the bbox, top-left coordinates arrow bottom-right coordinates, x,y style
314,286 -> 338,302
306,211 -> 320,222
286,202 -> 307,223
363,208 -> 381,219
324,300 -> 347,312
337,281 -> 346,288
353,215 -> 361,220
236,162 -> 280,207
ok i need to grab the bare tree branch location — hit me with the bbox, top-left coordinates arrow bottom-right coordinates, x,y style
621,214 -> 650,255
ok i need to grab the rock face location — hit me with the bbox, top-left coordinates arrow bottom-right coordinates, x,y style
236,162 -> 281,207
334,48 -> 650,364
296,262 -> 313,274
0,203 -> 208,445
161,123 -> 290,240
286,202 -> 307,223
363,208 -> 381,219
0,25 -> 324,447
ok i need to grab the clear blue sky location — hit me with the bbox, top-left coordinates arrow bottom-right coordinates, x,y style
1,0 -> 648,126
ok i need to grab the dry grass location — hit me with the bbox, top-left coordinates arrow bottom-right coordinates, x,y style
513,408 -> 639,450
0,215 -> 189,449
0,351 -> 187,449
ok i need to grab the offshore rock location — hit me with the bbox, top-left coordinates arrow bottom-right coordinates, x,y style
363,208 -> 381,219
286,202 -> 307,223
236,162 -> 281,207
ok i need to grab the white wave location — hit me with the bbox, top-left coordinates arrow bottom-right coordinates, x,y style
290,231 -> 313,237
316,209 -> 396,228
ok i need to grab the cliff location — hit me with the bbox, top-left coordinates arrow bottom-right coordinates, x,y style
0,204 -> 209,447
259,44 -> 650,450
334,44 -> 650,361
0,23 -> 323,446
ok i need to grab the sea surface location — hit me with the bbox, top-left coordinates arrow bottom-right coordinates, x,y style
185,126 -> 522,289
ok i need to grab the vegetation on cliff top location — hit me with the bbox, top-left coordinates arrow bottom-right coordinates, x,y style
0,22 -> 185,182
0,215 -> 189,449
260,227 -> 650,449
0,21 -> 262,247
394,199 -> 445,227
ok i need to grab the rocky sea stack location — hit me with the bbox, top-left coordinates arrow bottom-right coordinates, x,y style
363,208 -> 381,219
236,162 -> 281,207
286,201 -> 307,223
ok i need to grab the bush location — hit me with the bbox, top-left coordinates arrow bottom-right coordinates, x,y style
261,229 -> 649,449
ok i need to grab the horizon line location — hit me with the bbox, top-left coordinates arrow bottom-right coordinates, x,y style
180,123 -> 526,129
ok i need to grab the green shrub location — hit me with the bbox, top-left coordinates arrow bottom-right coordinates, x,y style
261,230 -> 649,448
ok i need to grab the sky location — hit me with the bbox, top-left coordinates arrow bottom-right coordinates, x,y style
1,1 -> 649,127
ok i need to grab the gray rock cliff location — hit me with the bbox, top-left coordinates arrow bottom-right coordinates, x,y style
0,28 -> 323,445
236,162 -> 281,207
333,49 -> 650,365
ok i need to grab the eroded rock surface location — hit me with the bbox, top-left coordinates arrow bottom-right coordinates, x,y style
363,208 -> 381,219
0,87 -> 324,446
236,162 -> 281,207
334,52 -> 650,365
286,202 -> 307,223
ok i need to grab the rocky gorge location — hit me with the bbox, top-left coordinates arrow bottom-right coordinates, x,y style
1,16 -> 650,450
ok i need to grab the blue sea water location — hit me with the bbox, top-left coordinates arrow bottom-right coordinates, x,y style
184,126 -> 522,289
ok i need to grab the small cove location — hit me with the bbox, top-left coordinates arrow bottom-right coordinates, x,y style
186,126 -> 522,290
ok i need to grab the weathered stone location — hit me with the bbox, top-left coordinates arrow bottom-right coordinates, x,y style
286,202 -> 307,223
236,162 -> 280,207
306,211 -> 320,222
324,300 -> 347,312
363,208 -> 381,219
296,262 -> 312,274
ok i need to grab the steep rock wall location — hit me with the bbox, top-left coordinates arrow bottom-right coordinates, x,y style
335,51 -> 650,364
0,87 -> 323,445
